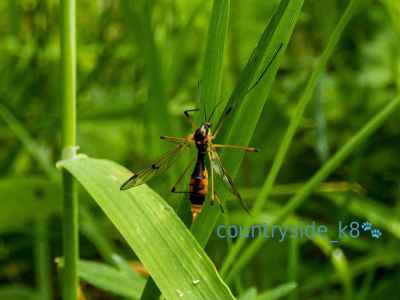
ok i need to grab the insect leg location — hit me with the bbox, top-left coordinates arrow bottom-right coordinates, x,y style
212,44 -> 283,138
184,108 -> 199,130
212,106 -> 232,138
214,192 -> 225,213
213,144 -> 258,152
207,151 -> 215,204
170,155 -> 195,193
160,136 -> 189,144
247,43 -> 283,93
207,98 -> 225,123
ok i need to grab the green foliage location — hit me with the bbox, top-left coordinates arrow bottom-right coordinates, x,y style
1,0 -> 400,299
192,0 -> 304,248
0,285 -> 37,300
0,178 -> 59,233
78,259 -> 145,299
237,282 -> 297,300
59,155 -> 235,299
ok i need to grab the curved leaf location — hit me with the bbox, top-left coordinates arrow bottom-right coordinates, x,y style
78,259 -> 145,299
59,155 -> 235,300
257,282 -> 297,300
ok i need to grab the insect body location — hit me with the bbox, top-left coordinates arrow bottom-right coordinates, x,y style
120,44 -> 283,219
189,123 -> 210,218
120,112 -> 255,219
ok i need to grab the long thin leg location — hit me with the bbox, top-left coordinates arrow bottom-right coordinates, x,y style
160,136 -> 189,144
213,144 -> 257,152
214,192 -> 225,213
247,43 -> 283,93
211,44 -> 283,138
184,109 -> 199,130
207,151 -> 215,203
213,106 -> 232,138
170,155 -> 195,193
207,98 -> 225,122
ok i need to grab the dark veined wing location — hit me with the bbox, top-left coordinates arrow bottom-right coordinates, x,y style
208,149 -> 250,213
120,142 -> 189,190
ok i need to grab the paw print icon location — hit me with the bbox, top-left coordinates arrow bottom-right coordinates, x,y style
371,228 -> 382,239
361,221 -> 372,231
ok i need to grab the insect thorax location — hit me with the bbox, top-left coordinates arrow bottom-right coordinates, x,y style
194,123 -> 212,153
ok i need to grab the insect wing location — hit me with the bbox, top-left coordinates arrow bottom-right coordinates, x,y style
209,150 -> 250,213
120,143 -> 188,190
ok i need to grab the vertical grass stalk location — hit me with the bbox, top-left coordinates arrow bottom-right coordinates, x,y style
287,238 -> 299,300
221,0 -> 361,277
34,220 -> 53,300
60,0 -> 79,299
191,0 -> 230,244
197,0 -> 230,124
225,95 -> 400,283
0,102 -> 56,300
192,0 -> 303,249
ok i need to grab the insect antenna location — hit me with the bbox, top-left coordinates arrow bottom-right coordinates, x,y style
212,44 -> 283,136
195,79 -> 207,122
247,43 -> 283,94
207,98 -> 225,123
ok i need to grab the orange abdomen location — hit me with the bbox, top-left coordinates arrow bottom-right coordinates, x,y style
189,169 -> 208,204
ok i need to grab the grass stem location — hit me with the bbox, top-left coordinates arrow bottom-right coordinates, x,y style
34,219 -> 53,300
221,0 -> 361,277
60,0 -> 79,299
225,95 -> 400,282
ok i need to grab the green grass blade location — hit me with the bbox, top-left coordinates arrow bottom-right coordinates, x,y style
140,278 -> 160,300
121,0 -> 170,158
34,220 -> 53,300
0,285 -> 38,300
300,249 -> 399,294
326,194 -> 400,239
225,95 -> 400,282
0,103 -> 57,179
356,268 -> 375,300
8,0 -> 20,36
59,155 -> 235,300
257,282 -> 297,300
79,206 -> 117,264
274,96 -> 400,222
221,0 -> 303,151
189,0 -> 230,247
330,249 -> 353,300
287,238 -> 299,300
238,287 -> 257,300
310,234 -> 354,300
78,259 -> 145,299
0,104 -> 56,300
254,0 -> 361,216
60,0 -> 79,299
197,0 -> 230,124
221,0 -> 361,277
0,178 -> 60,234
192,0 -> 303,248
122,3 -> 182,296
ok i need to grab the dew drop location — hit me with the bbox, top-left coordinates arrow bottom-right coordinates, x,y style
192,279 -> 200,285
176,289 -> 184,297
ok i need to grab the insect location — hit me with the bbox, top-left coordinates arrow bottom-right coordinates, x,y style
120,44 -> 283,219
120,105 -> 256,219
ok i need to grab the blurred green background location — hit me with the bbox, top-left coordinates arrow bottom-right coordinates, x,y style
0,0 -> 400,299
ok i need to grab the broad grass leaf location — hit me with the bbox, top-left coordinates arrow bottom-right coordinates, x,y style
59,155 -> 235,300
78,259 -> 145,299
